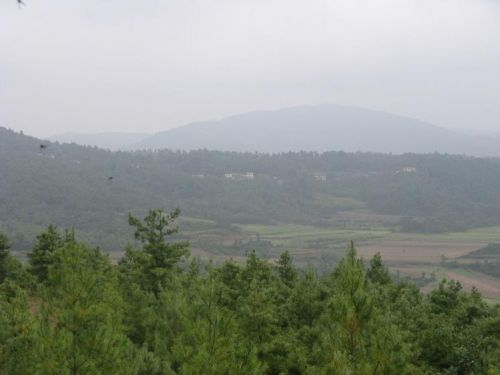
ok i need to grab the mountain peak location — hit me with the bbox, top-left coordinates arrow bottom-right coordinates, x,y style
128,104 -> 497,156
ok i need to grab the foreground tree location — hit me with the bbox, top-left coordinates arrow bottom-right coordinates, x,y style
367,252 -> 392,285
311,242 -> 414,373
35,242 -> 143,375
166,273 -> 264,375
118,209 -> 190,352
122,208 -> 189,294
0,233 -> 11,283
1,220 -> 500,373
0,232 -> 28,286
28,225 -> 66,284
0,284 -> 36,374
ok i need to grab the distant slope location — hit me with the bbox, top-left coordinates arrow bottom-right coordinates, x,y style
5,126 -> 500,250
461,243 -> 500,259
50,132 -> 149,150
130,104 -> 500,156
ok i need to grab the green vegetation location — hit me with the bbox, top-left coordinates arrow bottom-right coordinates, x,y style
466,262 -> 500,279
6,127 -> 500,252
462,243 -> 500,259
440,243 -> 500,280
1,210 -> 499,374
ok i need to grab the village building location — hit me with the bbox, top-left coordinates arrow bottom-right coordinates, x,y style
396,167 -> 417,174
224,172 -> 255,181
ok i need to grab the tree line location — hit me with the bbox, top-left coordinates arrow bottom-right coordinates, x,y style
5,127 -> 500,250
0,208 -> 499,374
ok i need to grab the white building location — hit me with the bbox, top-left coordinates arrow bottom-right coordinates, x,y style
396,167 -> 417,174
224,172 -> 255,181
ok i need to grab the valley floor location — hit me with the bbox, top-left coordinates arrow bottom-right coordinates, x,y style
174,214 -> 500,300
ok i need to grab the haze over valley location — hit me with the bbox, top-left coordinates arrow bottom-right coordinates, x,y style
2,1 -> 500,373
3,125 -> 500,300
49,104 -> 500,156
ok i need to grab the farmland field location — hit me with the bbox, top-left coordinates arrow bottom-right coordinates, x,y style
95,212 -> 500,300
177,215 -> 500,300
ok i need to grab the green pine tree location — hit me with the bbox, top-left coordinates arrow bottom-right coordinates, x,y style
35,242 -> 142,375
28,224 -> 64,284
125,208 -> 189,294
0,283 -> 37,374
0,233 -> 11,283
367,252 -> 392,285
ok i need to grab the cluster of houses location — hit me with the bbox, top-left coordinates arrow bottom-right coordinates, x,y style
191,172 -> 255,181
192,172 -> 328,182
395,167 -> 417,175
224,172 -> 255,181
191,168 -> 416,182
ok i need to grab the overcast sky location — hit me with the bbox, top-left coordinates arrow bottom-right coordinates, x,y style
1,0 -> 499,138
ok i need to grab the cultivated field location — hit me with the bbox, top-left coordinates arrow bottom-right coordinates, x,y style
179,215 -> 500,300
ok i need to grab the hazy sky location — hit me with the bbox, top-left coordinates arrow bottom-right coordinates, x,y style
1,0 -> 500,137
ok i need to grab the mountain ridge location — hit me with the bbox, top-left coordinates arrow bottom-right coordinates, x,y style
49,132 -> 150,151
45,104 -> 500,156
128,104 -> 500,156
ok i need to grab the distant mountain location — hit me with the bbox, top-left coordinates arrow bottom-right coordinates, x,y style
50,132 -> 150,150
130,104 -> 500,156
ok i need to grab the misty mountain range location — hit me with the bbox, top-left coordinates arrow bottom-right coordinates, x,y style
50,104 -> 500,156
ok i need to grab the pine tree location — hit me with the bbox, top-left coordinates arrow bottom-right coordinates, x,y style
275,251 -> 298,287
125,208 -> 189,294
367,252 -> 392,285
168,273 -> 264,375
0,232 -> 10,283
311,242 -> 414,373
28,224 -> 64,283
0,283 -> 37,374
35,242 -> 142,375
331,241 -> 371,359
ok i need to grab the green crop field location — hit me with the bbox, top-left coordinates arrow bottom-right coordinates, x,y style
178,218 -> 500,300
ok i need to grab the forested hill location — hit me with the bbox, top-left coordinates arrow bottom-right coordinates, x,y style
1,226 -> 498,373
130,104 -> 500,156
3,126 -> 500,250
49,131 -> 149,151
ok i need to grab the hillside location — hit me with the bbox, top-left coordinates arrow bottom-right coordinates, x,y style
4,127 -> 500,251
461,243 -> 500,260
130,104 -> 500,156
50,132 -> 149,150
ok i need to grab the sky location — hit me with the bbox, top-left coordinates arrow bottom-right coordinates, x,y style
1,0 -> 499,138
